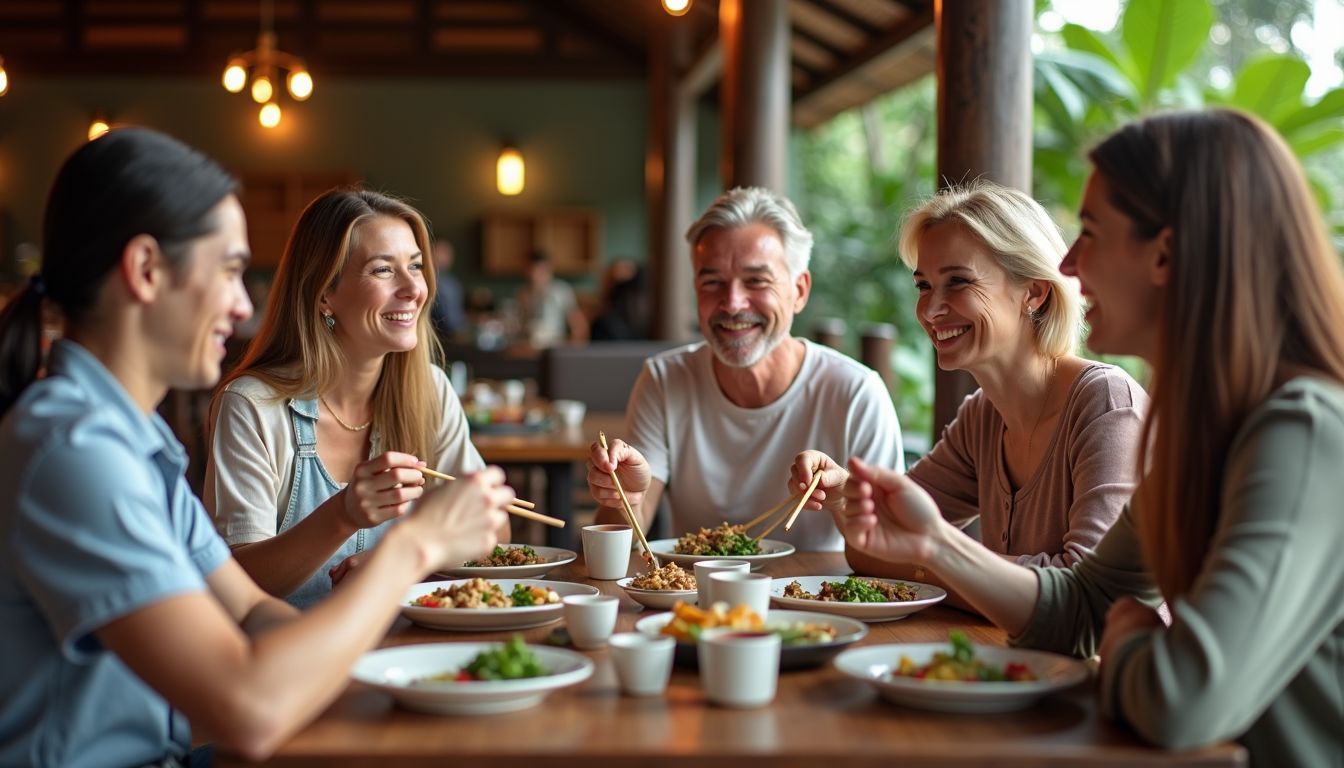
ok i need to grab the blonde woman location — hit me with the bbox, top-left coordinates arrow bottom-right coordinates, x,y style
206,188 -> 507,608
794,182 -> 1147,599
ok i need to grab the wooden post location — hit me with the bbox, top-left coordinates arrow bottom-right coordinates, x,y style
720,0 -> 789,191
647,12 -> 697,341
933,0 -> 1033,436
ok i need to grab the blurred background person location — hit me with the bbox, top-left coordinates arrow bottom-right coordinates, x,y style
429,238 -> 466,341
591,260 -> 650,341
516,249 -> 588,347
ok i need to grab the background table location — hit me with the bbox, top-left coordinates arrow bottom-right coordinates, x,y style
219,552 -> 1247,767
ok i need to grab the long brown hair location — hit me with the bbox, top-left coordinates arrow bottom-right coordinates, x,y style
1092,109 -> 1344,599
219,188 -> 444,461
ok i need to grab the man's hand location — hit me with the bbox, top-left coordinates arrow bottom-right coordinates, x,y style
587,438 -> 651,511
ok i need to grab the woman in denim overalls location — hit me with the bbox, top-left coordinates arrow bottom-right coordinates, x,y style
206,189 -> 504,607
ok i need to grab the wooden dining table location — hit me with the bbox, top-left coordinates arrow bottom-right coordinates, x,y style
471,410 -> 626,548
218,552 -> 1247,767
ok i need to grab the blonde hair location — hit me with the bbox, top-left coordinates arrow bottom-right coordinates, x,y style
220,188 -> 444,462
1094,110 -> 1344,600
899,181 -> 1082,358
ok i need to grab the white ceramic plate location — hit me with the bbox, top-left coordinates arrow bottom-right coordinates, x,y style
352,642 -> 593,715
402,579 -> 599,631
833,643 -> 1090,713
769,576 -> 946,622
436,546 -> 578,579
616,577 -> 698,610
647,538 -> 796,571
635,608 -> 869,670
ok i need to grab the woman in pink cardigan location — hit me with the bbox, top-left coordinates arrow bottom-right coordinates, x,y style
793,181 -> 1147,605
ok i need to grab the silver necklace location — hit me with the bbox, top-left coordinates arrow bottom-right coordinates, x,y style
319,394 -> 371,432
1027,360 -> 1059,457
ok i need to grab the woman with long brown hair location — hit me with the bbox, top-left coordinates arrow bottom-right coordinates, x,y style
836,109 -> 1344,764
206,188 -> 507,608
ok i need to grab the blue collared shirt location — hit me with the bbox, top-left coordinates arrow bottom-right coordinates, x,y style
0,340 -> 230,768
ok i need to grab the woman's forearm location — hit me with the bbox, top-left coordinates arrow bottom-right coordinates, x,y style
231,493 -> 356,598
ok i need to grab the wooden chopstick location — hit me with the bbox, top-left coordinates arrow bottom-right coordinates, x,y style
742,494 -> 799,533
420,467 -> 536,509
418,467 -> 563,528
753,473 -> 823,541
598,430 -> 659,569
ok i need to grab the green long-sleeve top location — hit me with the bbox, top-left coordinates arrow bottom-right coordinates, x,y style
1013,377 -> 1344,767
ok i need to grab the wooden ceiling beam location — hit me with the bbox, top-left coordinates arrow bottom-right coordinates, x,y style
793,3 -> 932,103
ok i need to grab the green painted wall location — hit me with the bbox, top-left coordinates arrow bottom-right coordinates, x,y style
0,77 -> 651,295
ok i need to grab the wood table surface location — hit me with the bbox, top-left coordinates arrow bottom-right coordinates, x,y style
471,411 -> 626,464
219,552 -> 1247,767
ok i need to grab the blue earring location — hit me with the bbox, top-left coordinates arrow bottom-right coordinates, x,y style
323,312 -> 335,330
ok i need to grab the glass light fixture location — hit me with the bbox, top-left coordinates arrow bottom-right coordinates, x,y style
287,68 -> 312,100
222,0 -> 313,123
662,0 -> 691,16
250,73 -> 273,104
496,146 -> 525,196
0,56 -> 9,97
259,102 -> 282,129
88,113 -> 110,141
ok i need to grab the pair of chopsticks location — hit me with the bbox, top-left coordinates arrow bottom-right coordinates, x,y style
598,431 -> 659,569
419,467 -> 565,529
744,472 -> 824,542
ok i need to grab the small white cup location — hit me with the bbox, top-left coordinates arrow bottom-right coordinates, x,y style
697,627 -> 781,708
582,524 -> 633,580
707,571 -> 771,621
693,559 -> 750,606
608,632 -> 675,696
501,378 -> 526,407
551,399 -> 586,430
563,594 -> 619,650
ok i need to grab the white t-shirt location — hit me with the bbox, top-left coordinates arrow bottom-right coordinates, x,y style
627,339 -> 904,551
204,365 -> 484,545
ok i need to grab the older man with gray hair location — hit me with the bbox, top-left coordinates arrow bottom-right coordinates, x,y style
587,187 -> 903,551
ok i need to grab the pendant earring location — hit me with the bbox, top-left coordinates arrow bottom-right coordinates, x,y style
323,312 -> 335,330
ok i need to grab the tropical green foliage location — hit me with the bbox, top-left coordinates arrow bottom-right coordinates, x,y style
799,0 -> 1344,443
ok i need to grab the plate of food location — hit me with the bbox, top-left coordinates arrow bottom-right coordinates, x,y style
833,632 -> 1090,713
436,545 -> 578,579
635,602 -> 868,670
647,523 -> 795,571
352,636 -> 594,715
402,578 -> 598,631
770,575 -> 946,622
616,562 -> 699,609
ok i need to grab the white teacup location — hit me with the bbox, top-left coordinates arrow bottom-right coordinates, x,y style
551,399 -> 586,430
563,594 -> 619,650
697,627 -> 781,708
693,559 -> 750,606
707,571 -> 771,621
608,632 -> 675,696
582,524 -> 633,580
500,378 -> 526,407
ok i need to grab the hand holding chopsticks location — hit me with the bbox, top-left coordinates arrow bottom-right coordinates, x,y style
597,431 -> 659,569
419,467 -> 565,529
744,450 -> 847,541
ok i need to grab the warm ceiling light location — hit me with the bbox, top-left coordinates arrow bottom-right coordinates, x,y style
250,73 -> 273,104
497,146 -> 525,196
222,58 -> 246,92
88,114 -> 110,141
222,1 -> 313,111
0,57 -> 9,97
662,0 -> 691,16
287,68 -> 312,100
259,102 -> 282,128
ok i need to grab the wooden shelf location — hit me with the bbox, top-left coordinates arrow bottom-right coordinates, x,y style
481,208 -> 600,276
238,171 -> 357,268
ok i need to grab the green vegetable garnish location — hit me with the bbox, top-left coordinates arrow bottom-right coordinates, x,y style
462,635 -> 549,681
510,583 -> 538,606
828,576 -> 889,603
